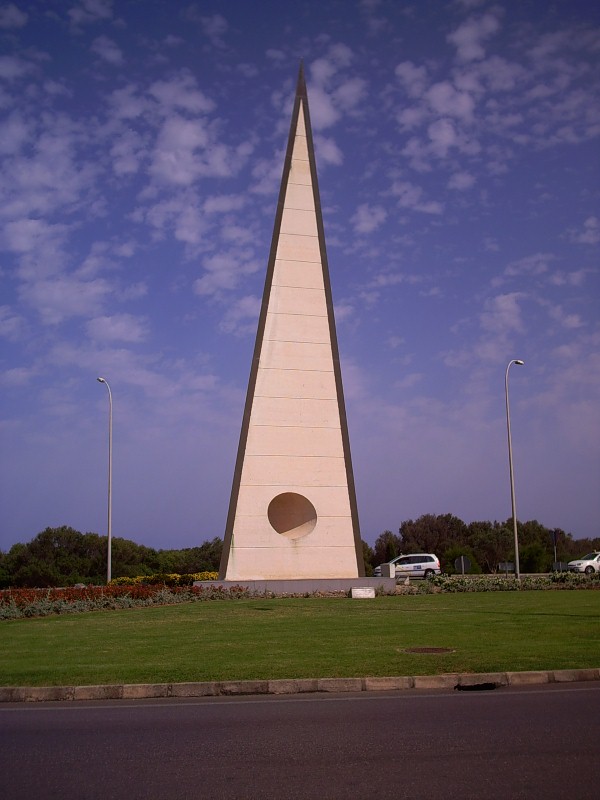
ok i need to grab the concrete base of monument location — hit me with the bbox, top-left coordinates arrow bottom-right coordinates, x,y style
193,577 -> 396,594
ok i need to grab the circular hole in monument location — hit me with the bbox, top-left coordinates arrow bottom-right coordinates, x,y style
267,493 -> 317,539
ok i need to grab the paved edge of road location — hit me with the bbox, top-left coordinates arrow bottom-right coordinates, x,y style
1,668 -> 599,702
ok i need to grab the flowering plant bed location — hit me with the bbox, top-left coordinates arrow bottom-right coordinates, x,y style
0,583 -> 249,620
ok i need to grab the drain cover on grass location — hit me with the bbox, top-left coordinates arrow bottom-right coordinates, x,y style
404,647 -> 455,654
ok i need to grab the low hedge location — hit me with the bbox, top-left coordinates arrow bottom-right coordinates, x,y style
109,571 -> 218,586
410,572 -> 600,593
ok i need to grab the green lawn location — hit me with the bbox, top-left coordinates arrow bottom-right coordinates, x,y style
1,591 -> 599,686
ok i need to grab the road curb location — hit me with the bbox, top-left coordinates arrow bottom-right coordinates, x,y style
1,668 -> 598,703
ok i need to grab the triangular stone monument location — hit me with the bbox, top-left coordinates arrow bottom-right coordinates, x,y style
219,64 -> 364,580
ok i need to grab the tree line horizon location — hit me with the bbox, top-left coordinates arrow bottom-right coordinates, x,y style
1,514 -> 598,588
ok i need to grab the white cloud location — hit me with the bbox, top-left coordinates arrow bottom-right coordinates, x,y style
397,106 -> 427,130
480,292 -> 525,334
219,295 -> 260,335
108,84 -> 151,119
447,11 -> 502,62
334,301 -> 354,322
199,13 -> 228,47
0,365 -> 40,387
504,253 -> 554,279
266,49 -> 285,62
351,203 -> 387,234
109,128 -> 145,175
194,250 -> 259,297
448,170 -> 475,190
0,3 -> 27,28
149,73 -> 215,115
250,152 -> 285,195
314,134 -> 343,165
426,81 -> 475,120
0,115 -> 98,220
0,112 -> 31,155
68,0 -> 113,29
0,305 -> 26,340
333,77 -> 368,111
395,61 -> 428,98
475,55 -> 526,92
569,216 -> 600,245
221,224 -> 254,245
150,116 -> 209,185
3,218 -> 70,280
306,85 -> 340,129
0,55 -> 34,81
310,46 -> 353,87
4,219 -> 68,253
91,36 -> 123,66
427,117 -> 459,157
86,313 -> 149,342
21,276 -> 111,324
390,180 -> 444,215
368,271 -> 421,288
173,203 -> 208,246
542,302 -> 584,330
142,193 -> 210,250
306,45 -> 364,131
549,269 -> 587,287
203,194 -> 246,214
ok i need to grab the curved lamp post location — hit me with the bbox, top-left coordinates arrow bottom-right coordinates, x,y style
505,360 -> 524,581
97,377 -> 113,584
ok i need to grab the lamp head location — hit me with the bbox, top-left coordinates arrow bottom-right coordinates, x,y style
514,360 -> 525,366
97,377 -> 105,383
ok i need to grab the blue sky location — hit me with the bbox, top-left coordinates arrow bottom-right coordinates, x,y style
1,0 -> 598,552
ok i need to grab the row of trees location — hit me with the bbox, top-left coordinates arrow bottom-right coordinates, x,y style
364,514 -> 600,575
0,527 -> 222,588
1,516 -> 598,587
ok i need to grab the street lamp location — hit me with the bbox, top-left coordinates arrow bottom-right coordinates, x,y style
505,359 -> 524,581
97,377 -> 113,584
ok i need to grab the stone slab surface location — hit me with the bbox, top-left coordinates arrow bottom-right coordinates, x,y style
506,671 -> 550,685
1,668 -> 598,703
194,578 -> 397,593
413,674 -> 459,690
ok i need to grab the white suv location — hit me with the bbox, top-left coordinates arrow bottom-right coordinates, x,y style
373,553 -> 441,579
567,552 -> 600,574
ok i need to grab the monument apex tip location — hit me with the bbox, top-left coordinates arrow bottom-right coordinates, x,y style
296,60 -> 307,97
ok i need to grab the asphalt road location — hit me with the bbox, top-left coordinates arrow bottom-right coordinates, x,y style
1,682 -> 598,800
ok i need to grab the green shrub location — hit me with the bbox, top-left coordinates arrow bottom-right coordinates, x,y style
420,572 -> 600,593
109,571 -> 218,587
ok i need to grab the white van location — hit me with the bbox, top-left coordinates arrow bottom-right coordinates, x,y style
373,553 -> 441,579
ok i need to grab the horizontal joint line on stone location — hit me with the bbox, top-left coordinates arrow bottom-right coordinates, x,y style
254,400 -> 337,403
278,232 -> 320,239
240,482 -> 348,487
264,338 -> 331,345
235,515 -> 353,520
273,258 -> 322,265
251,424 -> 340,430
244,454 -> 345,459
267,312 -> 327,319
271,284 -> 323,292
258,367 -> 334,374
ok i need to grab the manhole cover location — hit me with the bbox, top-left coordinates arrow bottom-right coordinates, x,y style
404,647 -> 455,654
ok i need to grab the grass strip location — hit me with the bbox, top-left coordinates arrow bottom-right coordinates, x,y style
1,591 -> 599,686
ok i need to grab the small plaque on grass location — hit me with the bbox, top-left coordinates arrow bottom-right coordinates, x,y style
351,587 -> 376,599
